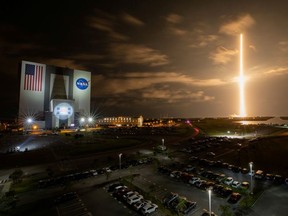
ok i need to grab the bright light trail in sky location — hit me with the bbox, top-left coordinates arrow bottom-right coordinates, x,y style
239,34 -> 246,117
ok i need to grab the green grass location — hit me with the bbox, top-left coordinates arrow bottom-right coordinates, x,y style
10,177 -> 39,194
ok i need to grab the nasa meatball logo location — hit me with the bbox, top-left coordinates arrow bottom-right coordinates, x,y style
76,78 -> 89,90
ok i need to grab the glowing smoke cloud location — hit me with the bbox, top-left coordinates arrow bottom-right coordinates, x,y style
239,34 -> 246,117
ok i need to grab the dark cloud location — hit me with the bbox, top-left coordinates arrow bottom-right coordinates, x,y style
1,0 -> 288,119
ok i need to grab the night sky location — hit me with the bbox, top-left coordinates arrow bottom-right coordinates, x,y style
1,0 -> 288,120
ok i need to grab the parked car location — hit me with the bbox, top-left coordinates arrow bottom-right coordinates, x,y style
273,175 -> 284,184
219,187 -> 233,198
228,192 -> 242,204
241,168 -> 249,174
163,192 -> 178,206
113,185 -> 127,192
255,170 -> 264,180
133,200 -> 151,211
201,209 -> 218,216
113,188 -> 130,200
224,177 -> 233,185
88,169 -> 98,176
140,203 -> 158,215
265,173 -> 274,181
189,177 -> 201,185
123,191 -> 139,200
195,180 -> 207,188
170,170 -> 182,178
127,194 -> 144,205
107,183 -> 123,192
169,197 -> 181,210
213,184 -> 224,194
206,152 -> 216,156
104,167 -> 112,173
215,174 -> 226,183
181,201 -> 197,215
180,172 -> 193,183
204,181 -> 215,190
241,181 -> 250,189
231,181 -> 241,188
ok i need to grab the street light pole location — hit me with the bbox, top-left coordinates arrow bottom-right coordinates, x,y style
119,153 -> 122,170
249,162 -> 253,194
208,189 -> 212,216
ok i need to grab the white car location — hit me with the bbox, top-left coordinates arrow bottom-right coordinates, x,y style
114,185 -> 127,192
170,171 -> 181,178
195,180 -> 206,188
206,152 -> 216,156
189,177 -> 201,185
140,203 -> 158,215
127,194 -> 143,205
89,169 -> 98,176
224,177 -> 233,185
231,180 -> 241,188
104,167 -> 112,173
124,191 -> 139,200
133,200 -> 151,211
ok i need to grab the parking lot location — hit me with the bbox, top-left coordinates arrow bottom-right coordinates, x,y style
55,192 -> 92,216
1,126 -> 288,216
74,158 -> 287,216
71,165 -> 244,215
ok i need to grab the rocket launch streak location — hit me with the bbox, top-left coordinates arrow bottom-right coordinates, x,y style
239,34 -> 246,117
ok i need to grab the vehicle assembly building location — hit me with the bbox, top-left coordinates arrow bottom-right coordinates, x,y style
18,60 -> 91,129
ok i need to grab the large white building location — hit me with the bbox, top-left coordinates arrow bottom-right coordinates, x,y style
18,60 -> 91,129
95,116 -> 143,127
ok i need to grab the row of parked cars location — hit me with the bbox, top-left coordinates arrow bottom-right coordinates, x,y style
38,169 -> 100,188
192,157 -> 288,185
188,174 -> 242,204
38,156 -> 153,188
253,170 -> 288,185
108,182 -> 158,215
181,136 -> 231,154
158,165 -> 243,204
162,192 -> 197,215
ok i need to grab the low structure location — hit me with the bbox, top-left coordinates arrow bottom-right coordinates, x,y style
95,116 -> 143,127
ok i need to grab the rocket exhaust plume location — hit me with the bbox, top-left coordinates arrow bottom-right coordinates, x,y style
239,34 -> 246,117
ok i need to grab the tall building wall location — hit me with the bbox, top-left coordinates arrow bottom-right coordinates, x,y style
19,60 -> 91,129
73,70 -> 91,115
19,60 -> 46,118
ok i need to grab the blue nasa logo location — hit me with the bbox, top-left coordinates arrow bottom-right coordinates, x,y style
76,78 -> 89,90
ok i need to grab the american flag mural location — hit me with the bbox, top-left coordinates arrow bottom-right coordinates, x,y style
24,63 -> 43,91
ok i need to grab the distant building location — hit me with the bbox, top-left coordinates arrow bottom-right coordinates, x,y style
18,60 -> 91,129
95,116 -> 143,127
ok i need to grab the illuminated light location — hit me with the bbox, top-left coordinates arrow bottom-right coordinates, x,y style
239,34 -> 246,117
88,117 -> 93,122
80,117 -> 85,122
53,103 -> 74,120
